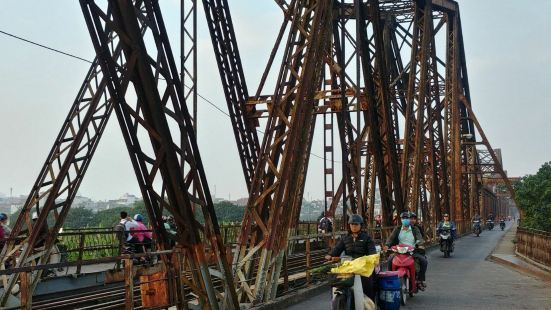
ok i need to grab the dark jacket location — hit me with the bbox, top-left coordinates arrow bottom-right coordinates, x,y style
385,225 -> 424,247
414,224 -> 425,239
437,221 -> 457,239
330,231 -> 376,259
436,221 -> 456,232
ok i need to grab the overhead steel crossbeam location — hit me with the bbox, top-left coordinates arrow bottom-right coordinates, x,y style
232,0 -> 333,304
80,0 -> 238,308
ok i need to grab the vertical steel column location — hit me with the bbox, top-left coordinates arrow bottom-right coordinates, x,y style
357,0 -> 404,226
323,111 -> 335,213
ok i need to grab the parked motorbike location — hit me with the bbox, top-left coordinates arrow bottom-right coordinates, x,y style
473,220 -> 482,237
389,244 -> 421,305
439,229 -> 454,258
487,220 -> 494,230
500,220 -> 506,231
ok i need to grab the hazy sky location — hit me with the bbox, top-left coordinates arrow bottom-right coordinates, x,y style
0,1 -> 550,201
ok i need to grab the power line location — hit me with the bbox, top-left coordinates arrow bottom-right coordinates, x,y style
0,30 -> 93,64
0,29 -> 337,163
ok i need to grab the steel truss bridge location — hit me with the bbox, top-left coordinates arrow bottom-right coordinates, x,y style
0,0 -> 516,309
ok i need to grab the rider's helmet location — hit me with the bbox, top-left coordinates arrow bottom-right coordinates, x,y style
400,211 -> 410,219
0,213 -> 7,222
349,214 -> 363,225
410,212 -> 417,218
443,213 -> 449,219
134,214 -> 144,222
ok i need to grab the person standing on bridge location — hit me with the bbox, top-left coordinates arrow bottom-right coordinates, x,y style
324,214 -> 377,301
318,211 -> 333,233
0,217 -> 4,251
384,211 -> 428,290
0,213 -> 9,251
0,213 -> 11,238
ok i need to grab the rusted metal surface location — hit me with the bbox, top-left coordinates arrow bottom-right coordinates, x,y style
202,0 -> 260,190
79,0 -> 239,308
139,270 -> 170,308
124,258 -> 134,310
232,0 -> 334,304
516,227 -> 551,268
2,0 -> 518,308
0,2 -> 147,303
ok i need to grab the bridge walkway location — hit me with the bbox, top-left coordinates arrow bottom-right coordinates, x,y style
287,222 -> 551,309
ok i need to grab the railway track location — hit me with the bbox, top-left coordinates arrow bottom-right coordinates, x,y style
11,249 -> 328,309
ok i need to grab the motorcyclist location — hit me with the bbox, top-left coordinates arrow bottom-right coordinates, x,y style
436,213 -> 457,240
486,214 -> 495,229
384,211 -> 428,290
409,212 -> 425,239
325,214 -> 377,301
472,213 -> 482,233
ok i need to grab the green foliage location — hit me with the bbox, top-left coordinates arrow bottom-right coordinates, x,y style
192,200 -> 244,224
515,162 -> 551,232
309,262 -> 338,274
212,201 -> 245,224
61,200 -> 244,229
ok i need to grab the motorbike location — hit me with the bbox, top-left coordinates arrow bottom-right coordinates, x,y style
439,229 -> 454,258
389,244 -> 421,305
473,220 -> 482,237
330,256 -> 376,310
487,220 -> 494,230
122,242 -> 153,265
500,221 -> 506,231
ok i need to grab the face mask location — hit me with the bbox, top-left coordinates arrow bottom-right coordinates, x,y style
401,219 -> 410,226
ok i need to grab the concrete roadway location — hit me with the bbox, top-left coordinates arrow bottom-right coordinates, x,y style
287,222 -> 551,310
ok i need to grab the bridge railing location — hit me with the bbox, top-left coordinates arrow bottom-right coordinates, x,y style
516,227 -> 551,268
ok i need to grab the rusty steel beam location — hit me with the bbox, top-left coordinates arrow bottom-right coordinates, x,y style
202,0 -> 261,190
357,0 -> 404,226
80,0 -> 238,308
0,3 -> 172,305
232,0 -> 333,304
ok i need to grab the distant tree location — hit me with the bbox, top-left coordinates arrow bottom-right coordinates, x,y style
63,207 -> 95,228
515,162 -> 551,232
194,201 -> 245,224
8,199 -> 249,230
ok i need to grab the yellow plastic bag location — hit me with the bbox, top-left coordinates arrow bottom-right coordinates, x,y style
330,254 -> 380,277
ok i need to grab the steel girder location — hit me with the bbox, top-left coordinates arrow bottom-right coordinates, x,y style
232,0 -> 333,303
356,0 -> 405,226
181,0 -> 198,134
202,0 -> 260,190
80,0 -> 238,308
0,3 -> 157,305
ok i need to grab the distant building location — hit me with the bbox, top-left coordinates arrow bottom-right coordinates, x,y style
107,193 -> 140,207
234,197 -> 248,207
